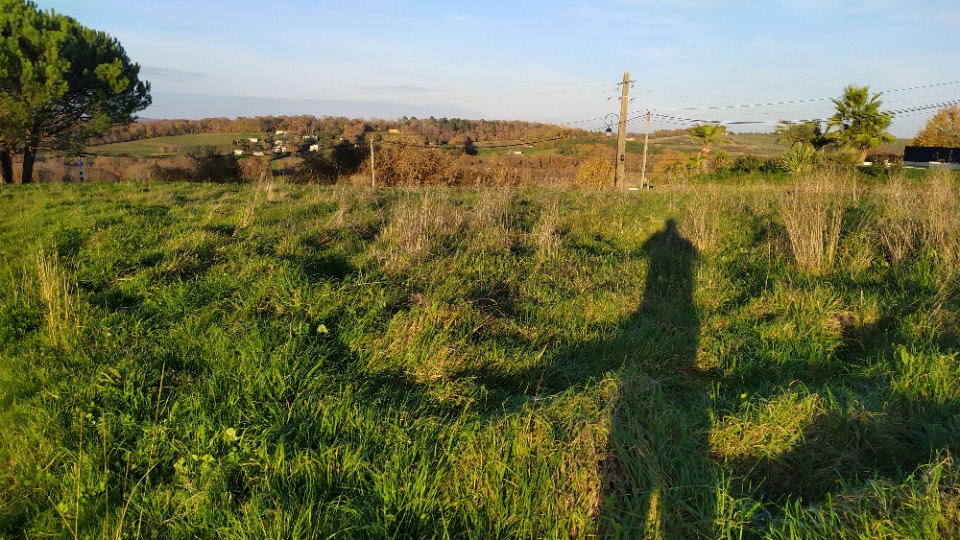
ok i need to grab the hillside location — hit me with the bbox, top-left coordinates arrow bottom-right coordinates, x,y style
88,133 -> 262,158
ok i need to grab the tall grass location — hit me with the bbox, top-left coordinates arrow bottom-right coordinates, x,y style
35,246 -> 81,349
778,171 -> 848,274
1,173 -> 959,538
680,183 -> 727,253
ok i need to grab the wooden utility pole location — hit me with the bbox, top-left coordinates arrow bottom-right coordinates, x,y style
640,110 -> 651,186
614,71 -> 630,190
369,139 -> 376,189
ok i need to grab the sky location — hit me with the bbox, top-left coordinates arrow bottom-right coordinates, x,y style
41,1 -> 960,137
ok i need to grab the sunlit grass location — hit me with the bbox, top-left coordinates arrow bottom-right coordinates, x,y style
0,171 -> 958,538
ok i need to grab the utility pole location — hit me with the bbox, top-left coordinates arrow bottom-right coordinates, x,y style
640,110 -> 651,187
369,139 -> 376,189
614,71 -> 631,190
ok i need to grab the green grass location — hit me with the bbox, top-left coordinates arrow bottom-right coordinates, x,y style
649,131 -> 784,158
0,172 -> 958,538
87,133 -> 262,157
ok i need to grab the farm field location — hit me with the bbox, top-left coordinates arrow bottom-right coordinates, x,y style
1,173 -> 959,538
85,131 -> 786,160
87,133 -> 262,158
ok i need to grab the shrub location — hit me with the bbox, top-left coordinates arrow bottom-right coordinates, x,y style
823,150 -> 860,171
652,148 -> 694,180
861,152 -> 904,178
367,144 -> 454,187
761,158 -> 786,175
573,157 -> 614,189
295,152 -> 339,185
711,150 -> 732,174
191,149 -> 242,182
150,148 -> 242,183
242,155 -> 272,181
781,142 -> 822,175
733,154 -> 763,174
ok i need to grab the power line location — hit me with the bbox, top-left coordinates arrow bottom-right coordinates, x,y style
619,95 -> 960,129
646,81 -> 960,113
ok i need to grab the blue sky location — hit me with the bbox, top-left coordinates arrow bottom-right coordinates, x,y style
43,1 -> 960,136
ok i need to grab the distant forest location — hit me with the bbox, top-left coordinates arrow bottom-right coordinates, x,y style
97,115 -> 589,147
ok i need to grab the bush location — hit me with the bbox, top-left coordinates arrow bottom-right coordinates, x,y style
150,148 -> 242,183
651,149 -> 694,180
861,152 -> 904,178
761,158 -> 786,175
191,149 -> 242,182
242,155 -> 272,181
823,150 -> 860,171
296,141 -> 368,184
733,154 -> 763,174
367,144 -> 453,187
573,157 -> 614,189
781,142 -> 822,175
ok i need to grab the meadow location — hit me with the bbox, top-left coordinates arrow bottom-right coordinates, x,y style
1,169 -> 958,538
87,134 -> 262,158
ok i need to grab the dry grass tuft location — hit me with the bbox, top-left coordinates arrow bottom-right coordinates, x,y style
681,183 -> 727,253
779,172 -> 847,274
875,170 -> 959,276
35,247 -> 80,349
877,176 -> 922,265
375,191 -> 466,273
919,170 -> 960,275
531,203 -> 563,260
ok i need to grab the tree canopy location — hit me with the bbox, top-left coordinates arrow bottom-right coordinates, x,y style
912,104 -> 960,148
688,123 -> 730,156
0,0 -> 151,183
774,120 -> 831,150
827,85 -> 894,163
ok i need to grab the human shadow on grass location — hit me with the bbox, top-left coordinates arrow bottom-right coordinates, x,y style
339,219 -> 713,536
593,219 -> 713,538
436,219 -> 714,537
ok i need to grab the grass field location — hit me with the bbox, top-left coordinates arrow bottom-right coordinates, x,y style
87,133 -> 262,157
87,131 -> 785,161
1,171 -> 959,538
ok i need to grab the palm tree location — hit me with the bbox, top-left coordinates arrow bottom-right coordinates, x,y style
827,85 -> 895,164
688,123 -> 731,157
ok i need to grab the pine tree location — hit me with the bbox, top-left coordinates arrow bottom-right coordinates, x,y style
0,0 -> 151,183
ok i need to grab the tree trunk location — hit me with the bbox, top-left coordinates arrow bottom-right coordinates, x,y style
21,147 -> 36,184
0,150 -> 12,185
